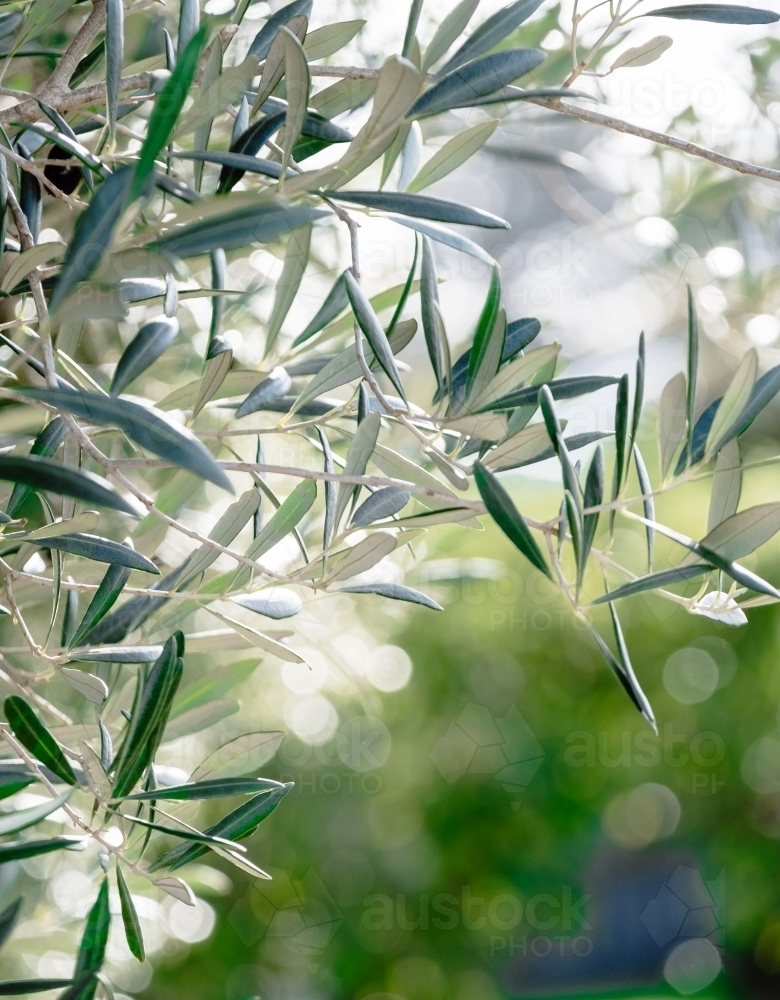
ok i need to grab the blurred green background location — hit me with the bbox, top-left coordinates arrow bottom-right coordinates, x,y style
142,465 -> 780,1000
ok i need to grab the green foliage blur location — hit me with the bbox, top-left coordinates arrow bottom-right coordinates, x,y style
142,465 -> 780,1000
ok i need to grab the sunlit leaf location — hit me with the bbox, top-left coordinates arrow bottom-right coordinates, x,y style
327,531 -> 398,581
409,118 -> 499,191
334,412 -> 380,529
304,19 -> 365,59
0,789 -> 72,836
266,225 -> 311,355
191,732 -> 284,781
422,0 -> 479,72
232,589 -> 303,619
658,370 -> 687,478
708,438 -> 741,532
60,668 -> 108,704
610,35 -> 672,70
279,27 -> 310,173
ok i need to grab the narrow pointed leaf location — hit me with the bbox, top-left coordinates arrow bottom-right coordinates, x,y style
246,480 -> 316,562
157,203 -> 327,258
0,980 -> 75,994
326,190 -> 509,229
658,370 -> 687,477
266,224 -> 311,355
591,564 -> 710,604
111,635 -> 184,797
0,837 -> 84,864
630,512 -> 780,598
582,444 -> 604,581
630,332 -> 645,457
420,234 -> 444,393
116,868 -> 144,962
474,461 -> 552,578
43,534 -> 159,573
121,777 -> 287,801
111,318 -> 178,396
351,487 -> 410,526
0,898 -> 22,949
236,367 -> 292,418
466,267 -> 502,401
49,167 -> 134,314
708,438 -> 741,531
0,790 -> 73,836
293,274 -> 348,346
316,426 -> 336,551
646,3 -> 779,21
408,117 -> 498,191
4,697 -> 76,785
6,418 -> 69,517
344,271 -> 406,400
686,285 -> 698,463
248,0 -> 313,59
131,24 -> 209,201
386,215 -> 494,263
333,411 -> 380,529
20,389 -> 232,493
422,0 -> 480,72
72,879 -> 110,998
700,502 -> 780,561
182,488 -> 261,585
280,27 -> 310,173
438,0 -> 546,75
387,233 -> 419,336
478,374 -> 619,412
633,444 -> 655,570
70,646 -> 164,663
339,581 -> 443,610
148,784 -> 292,871
410,49 -> 546,117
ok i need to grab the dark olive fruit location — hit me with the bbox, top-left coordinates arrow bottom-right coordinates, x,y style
43,146 -> 81,196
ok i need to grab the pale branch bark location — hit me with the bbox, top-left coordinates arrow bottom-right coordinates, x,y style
0,72 -> 154,125
534,95 -> 780,184
44,0 -> 107,96
309,65 -> 382,79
